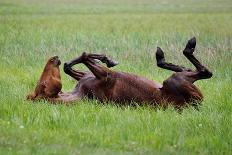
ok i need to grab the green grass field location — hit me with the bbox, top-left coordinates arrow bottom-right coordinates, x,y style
0,0 -> 232,154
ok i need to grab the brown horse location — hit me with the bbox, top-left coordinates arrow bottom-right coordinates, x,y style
27,56 -> 62,100
44,37 -> 212,109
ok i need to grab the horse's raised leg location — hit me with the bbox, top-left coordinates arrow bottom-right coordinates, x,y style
156,47 -> 192,72
64,52 -> 118,80
183,37 -> 213,81
65,52 -> 118,68
64,63 -> 86,81
83,53 -> 113,80
88,53 -> 119,68
65,52 -> 114,80
64,65 -> 86,81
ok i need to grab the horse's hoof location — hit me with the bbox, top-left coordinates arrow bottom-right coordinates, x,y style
106,60 -> 119,68
187,37 -> 196,49
184,37 -> 196,55
156,47 -> 164,60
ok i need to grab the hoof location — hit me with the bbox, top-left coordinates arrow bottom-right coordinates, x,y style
183,37 -> 196,55
101,56 -> 119,68
81,52 -> 88,60
63,62 -> 71,74
106,59 -> 119,68
156,47 -> 164,60
186,37 -> 196,49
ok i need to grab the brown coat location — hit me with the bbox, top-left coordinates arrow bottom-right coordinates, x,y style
27,56 -> 62,100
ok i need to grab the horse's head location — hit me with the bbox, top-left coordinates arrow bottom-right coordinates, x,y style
47,56 -> 61,67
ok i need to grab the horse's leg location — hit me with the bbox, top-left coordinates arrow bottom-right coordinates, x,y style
64,52 -> 118,80
83,53 -> 113,80
183,37 -> 213,80
88,53 -> 118,68
65,52 -> 113,80
156,47 -> 192,72
161,71 -> 205,109
64,53 -> 87,67
65,52 -> 118,68
64,63 -> 86,81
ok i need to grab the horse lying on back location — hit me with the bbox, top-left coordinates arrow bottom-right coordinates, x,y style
27,37 -> 212,109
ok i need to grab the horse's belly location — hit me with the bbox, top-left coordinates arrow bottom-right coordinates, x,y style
110,80 -> 161,104
78,72 -> 162,104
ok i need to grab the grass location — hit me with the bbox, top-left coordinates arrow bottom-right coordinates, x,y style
0,0 -> 232,154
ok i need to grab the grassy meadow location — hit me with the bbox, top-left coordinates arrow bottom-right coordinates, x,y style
0,0 -> 232,154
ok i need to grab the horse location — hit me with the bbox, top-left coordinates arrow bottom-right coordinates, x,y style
34,37 -> 213,109
27,56 -> 62,100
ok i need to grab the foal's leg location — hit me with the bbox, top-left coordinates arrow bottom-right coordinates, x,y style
156,47 -> 192,72
183,37 -> 213,80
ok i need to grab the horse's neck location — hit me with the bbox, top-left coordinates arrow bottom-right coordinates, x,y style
40,65 -> 59,80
